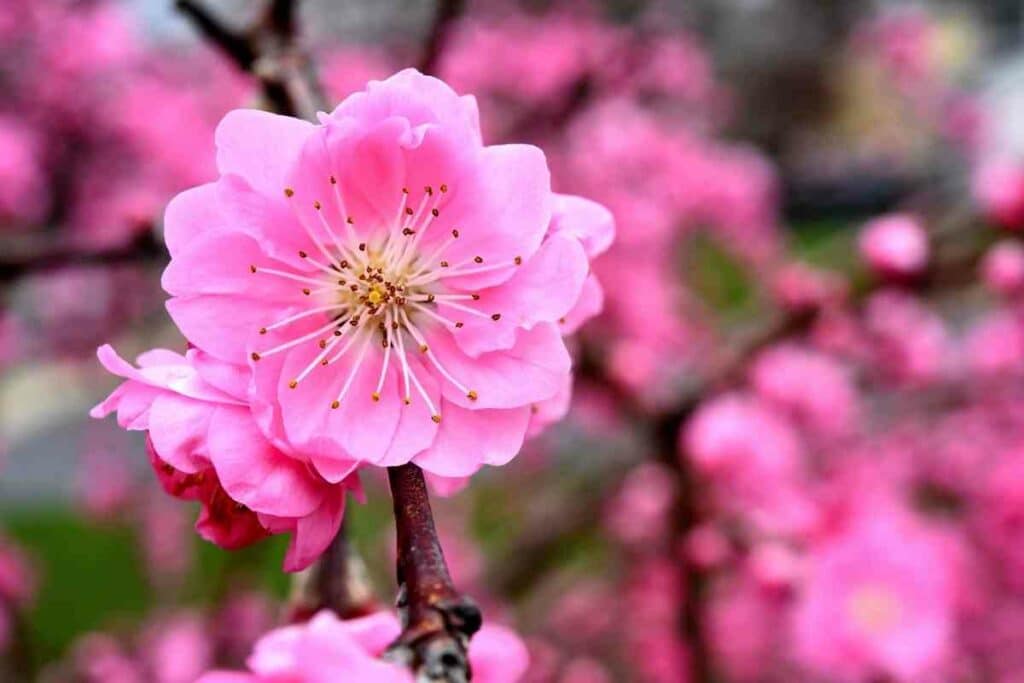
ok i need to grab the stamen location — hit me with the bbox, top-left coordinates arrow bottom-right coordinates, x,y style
400,309 -> 476,400
254,318 -> 342,359
252,267 -> 334,288
262,304 -> 348,332
331,333 -> 373,408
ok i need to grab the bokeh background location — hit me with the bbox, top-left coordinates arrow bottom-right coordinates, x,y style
4,0 -> 1024,681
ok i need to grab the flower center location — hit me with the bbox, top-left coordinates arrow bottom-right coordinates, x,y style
247,181 -> 519,421
846,583 -> 902,635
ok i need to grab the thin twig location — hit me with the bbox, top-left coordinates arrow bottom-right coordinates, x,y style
175,0 -> 325,118
0,228 -> 163,283
287,517 -> 379,622
386,464 -> 481,683
417,0 -> 466,76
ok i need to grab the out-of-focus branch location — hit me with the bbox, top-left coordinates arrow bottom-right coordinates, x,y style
287,517 -> 379,622
0,228 -> 163,283
175,0 -> 326,119
417,0 -> 466,76
386,464 -> 481,683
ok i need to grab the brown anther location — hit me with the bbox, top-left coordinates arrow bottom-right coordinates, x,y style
333,330 -> 342,336
338,279 -> 346,285
284,187 -> 295,197
440,260 -> 449,268
302,288 -> 311,295
431,208 -> 439,217
440,183 -> 448,193
559,317 -> 567,324
251,352 -> 261,361
455,321 -> 464,328
471,294 -> 480,300
402,228 -> 415,236
329,175 -> 337,185
249,264 -> 257,273
318,339 -> 327,349
391,321 -> 399,330
452,228 -> 460,238
331,400 -> 340,409
358,243 -> 366,251
402,187 -> 410,195
514,256 -> 523,265
425,186 -> 433,195
403,397 -> 412,405
467,390 -> 478,401
313,200 -> 322,210
405,207 -> 414,216
531,404 -> 540,414
321,359 -> 329,366
419,344 -> 428,353
347,216 -> 354,224
259,327 -> 267,335
350,285 -> 358,292
474,256 -> 483,264
371,392 -> 381,402
298,250 -> 308,258
427,294 -> 436,303
288,379 -> 298,389
431,414 -> 442,424
341,260 -> 350,268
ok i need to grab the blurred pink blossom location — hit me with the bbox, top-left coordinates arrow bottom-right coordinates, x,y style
981,240 -> 1024,296
858,213 -> 929,278
973,159 -> 1024,230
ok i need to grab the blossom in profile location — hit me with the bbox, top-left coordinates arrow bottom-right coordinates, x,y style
792,502 -> 959,681
858,214 -> 929,278
90,346 -> 355,571
196,610 -> 529,683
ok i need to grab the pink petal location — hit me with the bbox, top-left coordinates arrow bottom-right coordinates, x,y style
163,182 -> 222,258
280,488 -> 346,572
450,231 -> 588,356
146,393 -> 214,474
550,193 -> 615,258
427,323 -> 571,410
559,274 -> 604,335
215,109 -> 314,198
206,406 -> 326,518
277,341 -> 402,465
413,402 -> 531,476
330,68 -> 482,148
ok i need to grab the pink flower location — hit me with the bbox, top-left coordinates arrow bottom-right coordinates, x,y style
749,344 -> 859,437
159,69 -> 607,480
792,502 -> 958,681
196,610 -> 529,683
981,240 -> 1024,296
91,345 -> 355,571
863,290 -> 953,384
858,213 -> 929,278
973,159 -> 1024,230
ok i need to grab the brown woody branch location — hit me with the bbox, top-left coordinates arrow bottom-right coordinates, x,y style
176,0 -> 326,119
385,464 -> 481,683
417,0 -> 465,76
287,517 -> 379,622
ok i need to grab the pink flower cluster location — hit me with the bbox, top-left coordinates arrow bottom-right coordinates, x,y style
93,69 -> 611,570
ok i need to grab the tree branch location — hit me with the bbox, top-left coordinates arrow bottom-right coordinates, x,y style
385,464 -> 481,683
176,0 -> 326,119
287,517 -> 379,622
417,0 -> 466,76
0,228 -> 163,283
